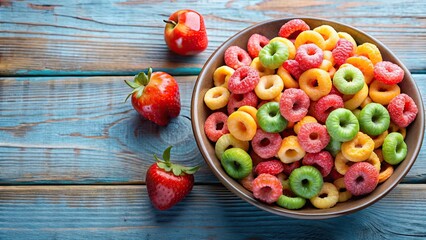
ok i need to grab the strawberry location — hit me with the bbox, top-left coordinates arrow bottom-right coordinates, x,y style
125,68 -> 180,126
254,159 -> 284,176
146,146 -> 199,210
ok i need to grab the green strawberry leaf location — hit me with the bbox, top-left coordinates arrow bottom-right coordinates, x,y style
162,146 -> 172,163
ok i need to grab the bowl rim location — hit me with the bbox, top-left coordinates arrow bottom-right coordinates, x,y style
191,17 -> 425,219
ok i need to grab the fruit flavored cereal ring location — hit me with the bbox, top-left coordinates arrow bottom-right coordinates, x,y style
313,94 -> 344,124
295,43 -> 324,71
333,65 -> 365,95
388,122 -> 406,139
334,151 -> 352,175
273,92 -> 283,103
221,148 -> 253,180
337,32 -> 357,53
374,149 -> 383,162
302,151 -> 334,177
326,136 -> 342,158
297,122 -> 330,153
259,41 -> 289,69
227,91 -> 258,114
374,61 -> 404,85
332,39 -> 355,66
224,45 -> 252,69
368,80 -> 401,105
382,132 -> 407,165
309,182 -> 339,209
251,129 -> 282,159
279,88 -> 310,122
289,166 -> 323,199
227,111 -> 257,141
366,151 -> 381,173
319,59 -> 336,77
215,133 -> 249,160
238,105 -> 259,127
270,37 -> 296,60
276,194 -> 307,210
371,130 -> 388,149
343,83 -> 368,110
294,30 -> 326,50
360,96 -> 373,108
257,102 -> 288,133
204,86 -> 230,110
278,18 -> 310,40
387,93 -> 418,128
323,50 -> 335,65
228,66 -> 260,94
255,75 -> 284,100
299,68 -> 332,101
204,112 -> 229,142
277,65 -> 299,89
345,56 -> 375,85
341,132 -> 375,162
294,116 -> 317,135
313,25 -> 339,51
333,177 -> 352,202
250,57 -> 275,77
213,65 -> 235,88
378,161 -> 394,183
344,162 -> 379,196
252,173 -> 283,203
277,135 -> 306,164
247,33 -> 270,59
283,59 -> 304,80
355,42 -> 382,65
239,171 -> 254,192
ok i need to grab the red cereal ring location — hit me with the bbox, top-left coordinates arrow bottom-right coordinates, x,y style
295,43 -> 324,71
247,34 -> 270,59
251,129 -> 282,159
224,46 -> 252,70
228,66 -> 260,94
374,61 -> 405,85
227,91 -> 259,115
312,94 -> 344,123
387,93 -> 418,128
278,19 -> 310,40
279,88 -> 310,122
204,112 -> 229,142
282,59 -> 303,79
332,39 -> 355,66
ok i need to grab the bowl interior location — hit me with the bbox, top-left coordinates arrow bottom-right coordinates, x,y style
192,18 -> 425,219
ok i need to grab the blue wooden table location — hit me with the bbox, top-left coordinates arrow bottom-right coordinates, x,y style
1,0 -> 426,239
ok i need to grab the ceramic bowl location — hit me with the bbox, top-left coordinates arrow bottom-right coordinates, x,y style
191,17 -> 424,219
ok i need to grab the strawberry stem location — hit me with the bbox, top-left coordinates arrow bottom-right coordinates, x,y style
124,67 -> 153,102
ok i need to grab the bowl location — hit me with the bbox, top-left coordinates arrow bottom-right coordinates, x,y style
191,17 -> 424,219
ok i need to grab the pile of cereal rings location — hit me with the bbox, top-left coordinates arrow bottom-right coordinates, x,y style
203,19 -> 418,210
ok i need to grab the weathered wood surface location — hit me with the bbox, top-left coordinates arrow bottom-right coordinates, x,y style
0,0 -> 425,76
1,74 -> 426,185
1,184 -> 426,239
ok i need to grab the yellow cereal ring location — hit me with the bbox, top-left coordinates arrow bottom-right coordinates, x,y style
213,65 -> 235,88
313,25 -> 339,51
369,80 -> 401,105
378,161 -> 394,183
323,50 -> 335,65
204,86 -> 230,110
250,57 -> 275,77
227,111 -> 257,141
344,83 -> 368,110
270,37 -> 296,60
277,135 -> 306,164
294,30 -> 326,50
360,96 -> 373,108
319,59 -> 336,77
215,133 -> 249,160
341,132 -> 375,162
337,32 -> 357,54
356,42 -> 382,65
345,56 -> 374,85
388,122 -> 406,139
238,105 -> 259,127
333,177 -> 352,202
277,65 -> 299,89
366,151 -> 381,173
294,116 -> 318,135
371,130 -> 388,149
334,151 -> 352,175
310,182 -> 339,209
255,75 -> 284,100
299,68 -> 332,101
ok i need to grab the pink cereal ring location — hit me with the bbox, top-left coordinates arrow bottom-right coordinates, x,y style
297,123 -> 330,153
387,93 -> 418,128
228,66 -> 260,94
224,46 -> 252,70
374,61 -> 404,85
295,43 -> 324,71
247,34 -> 270,58
278,19 -> 310,40
227,91 -> 258,114
204,112 -> 229,142
279,88 -> 310,122
313,94 -> 344,123
251,129 -> 282,159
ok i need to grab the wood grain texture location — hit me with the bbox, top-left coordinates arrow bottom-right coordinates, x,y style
0,74 -> 426,184
0,184 -> 426,239
0,0 -> 425,76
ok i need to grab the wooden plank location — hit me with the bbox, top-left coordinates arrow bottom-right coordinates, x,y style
0,184 -> 426,239
1,0 -> 425,76
1,74 -> 426,184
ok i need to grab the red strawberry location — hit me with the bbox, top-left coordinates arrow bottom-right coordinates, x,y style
125,68 -> 180,126
254,159 -> 284,176
146,146 -> 199,210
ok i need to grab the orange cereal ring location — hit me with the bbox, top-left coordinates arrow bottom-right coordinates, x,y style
277,65 -> 299,89
360,96 -> 373,108
365,151 -> 381,172
323,50 -> 335,65
341,132 -> 375,162
345,56 -> 374,85
369,80 -> 401,105
378,161 -> 394,183
319,59 -> 336,77
299,68 -> 332,101
294,30 -> 326,50
388,122 -> 406,139
344,83 -> 368,110
255,74 -> 284,100
277,135 -> 306,164
337,32 -> 357,54
238,105 -> 259,127
356,42 -> 382,65
227,111 -> 257,141
204,86 -> 230,110
313,25 -> 339,51
334,151 -> 352,175
213,65 -> 235,88
270,37 -> 296,60
371,130 -> 388,149
333,177 -> 352,202
250,57 -> 275,77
